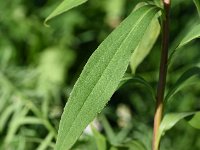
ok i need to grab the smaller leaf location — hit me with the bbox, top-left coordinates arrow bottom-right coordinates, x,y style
109,140 -> 147,150
157,112 -> 197,149
125,140 -> 147,150
36,133 -> 54,150
115,124 -> 133,144
0,105 -> 15,132
165,67 -> 200,102
119,74 -> 155,101
99,115 -> 117,145
45,0 -> 87,25
109,147 -> 118,150
188,112 -> 200,129
91,125 -> 107,150
168,24 -> 200,63
130,16 -> 160,74
193,0 -> 200,17
177,24 -> 200,48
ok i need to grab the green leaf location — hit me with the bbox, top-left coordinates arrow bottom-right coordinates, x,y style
165,67 -> 200,102
36,133 -> 54,150
119,74 -> 155,100
193,0 -> 200,17
169,24 -> 200,62
189,112 -> 200,129
55,5 -> 159,150
157,112 -> 198,149
91,125 -> 107,150
130,16 -> 160,74
109,140 -> 147,150
45,0 -> 87,25
126,140 -> 147,150
99,115 -> 117,145
115,124 -> 133,144
0,105 -> 15,132
177,24 -> 200,48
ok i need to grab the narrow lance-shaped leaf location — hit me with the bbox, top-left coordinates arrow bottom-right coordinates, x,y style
165,67 -> 200,102
55,5 -> 159,150
45,0 -> 87,25
156,112 -> 199,149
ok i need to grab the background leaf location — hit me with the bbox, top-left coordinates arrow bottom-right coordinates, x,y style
165,67 -> 200,102
169,24 -> 200,63
157,112 -> 199,149
91,125 -> 107,150
126,140 -> 147,150
55,5 -> 159,150
193,0 -> 200,17
45,0 -> 87,25
119,74 -> 155,101
130,16 -> 160,74
177,24 -> 200,48
189,112 -> 200,129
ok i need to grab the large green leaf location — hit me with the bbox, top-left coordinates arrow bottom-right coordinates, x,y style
55,5 -> 159,150
193,0 -> 200,17
45,0 -> 87,25
165,67 -> 200,102
156,112 -> 198,149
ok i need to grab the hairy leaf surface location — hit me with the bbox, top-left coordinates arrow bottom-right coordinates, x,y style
55,5 -> 159,150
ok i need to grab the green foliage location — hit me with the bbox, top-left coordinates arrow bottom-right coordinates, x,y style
177,24 -> 200,49
1,0 -> 200,150
189,112 -> 200,129
157,112 -> 200,149
55,5 -> 159,150
194,0 -> 200,17
169,24 -> 200,63
165,67 -> 200,102
119,74 -> 155,101
45,0 -> 87,25
130,12 -> 160,74
91,125 -> 107,150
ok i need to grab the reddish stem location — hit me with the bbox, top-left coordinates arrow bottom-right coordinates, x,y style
152,0 -> 170,150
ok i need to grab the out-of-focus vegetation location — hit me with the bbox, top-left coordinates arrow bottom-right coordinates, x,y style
0,0 -> 200,150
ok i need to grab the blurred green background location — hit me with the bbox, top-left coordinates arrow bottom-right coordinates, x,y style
0,0 -> 200,149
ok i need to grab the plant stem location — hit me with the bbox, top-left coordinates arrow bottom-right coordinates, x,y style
152,0 -> 170,150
